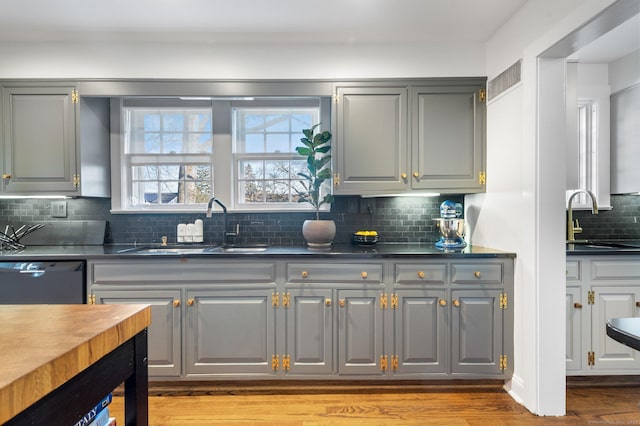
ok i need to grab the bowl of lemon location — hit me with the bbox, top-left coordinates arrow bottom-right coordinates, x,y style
352,230 -> 379,245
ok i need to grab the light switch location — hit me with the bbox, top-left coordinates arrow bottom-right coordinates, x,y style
51,200 -> 67,218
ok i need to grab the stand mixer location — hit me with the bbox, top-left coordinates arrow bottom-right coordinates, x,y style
433,200 -> 466,249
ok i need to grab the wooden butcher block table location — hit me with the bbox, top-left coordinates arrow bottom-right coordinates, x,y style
0,304 -> 151,425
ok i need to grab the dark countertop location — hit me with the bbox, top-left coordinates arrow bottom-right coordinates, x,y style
0,243 -> 515,261
566,240 -> 640,256
606,318 -> 640,352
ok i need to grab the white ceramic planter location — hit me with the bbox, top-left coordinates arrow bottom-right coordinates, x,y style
302,219 -> 336,249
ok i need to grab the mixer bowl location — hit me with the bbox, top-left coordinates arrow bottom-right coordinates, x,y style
433,218 -> 465,240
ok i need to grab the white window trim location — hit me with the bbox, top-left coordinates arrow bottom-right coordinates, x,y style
110,97 -> 332,214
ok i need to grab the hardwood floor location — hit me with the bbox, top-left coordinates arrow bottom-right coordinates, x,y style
109,380 -> 640,425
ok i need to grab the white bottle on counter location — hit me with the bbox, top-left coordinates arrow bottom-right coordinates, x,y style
194,219 -> 204,243
177,223 -> 186,243
185,223 -> 195,243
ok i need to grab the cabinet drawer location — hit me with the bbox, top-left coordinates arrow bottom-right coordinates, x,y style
287,263 -> 383,283
394,264 -> 446,284
566,260 -> 581,281
91,261 -> 276,284
451,263 -> 503,284
591,260 -> 640,281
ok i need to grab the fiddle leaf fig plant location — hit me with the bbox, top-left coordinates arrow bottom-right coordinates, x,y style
295,123 -> 334,220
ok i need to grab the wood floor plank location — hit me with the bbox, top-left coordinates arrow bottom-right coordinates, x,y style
107,382 -> 640,425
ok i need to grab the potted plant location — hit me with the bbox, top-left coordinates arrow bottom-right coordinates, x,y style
295,123 -> 336,248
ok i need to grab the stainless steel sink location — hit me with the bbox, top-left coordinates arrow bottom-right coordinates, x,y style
117,244 -> 269,254
217,246 -> 268,253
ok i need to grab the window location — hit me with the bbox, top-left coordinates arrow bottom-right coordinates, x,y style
111,97 -> 329,213
118,99 -> 213,211
232,104 -> 322,210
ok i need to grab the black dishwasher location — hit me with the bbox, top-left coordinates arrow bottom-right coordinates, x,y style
0,261 -> 85,304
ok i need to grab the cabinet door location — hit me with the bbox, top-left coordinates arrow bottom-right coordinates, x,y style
337,289 -> 385,375
410,85 -> 485,192
333,85 -> 408,195
566,285 -> 584,373
285,288 -> 334,375
2,85 -> 78,194
185,288 -> 276,376
93,289 -> 182,377
393,289 -> 446,376
591,286 -> 640,371
450,289 -> 503,375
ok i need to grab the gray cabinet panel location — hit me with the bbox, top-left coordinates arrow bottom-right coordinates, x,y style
394,289 -> 446,375
611,84 -> 640,194
185,288 -> 276,376
338,289 -> 384,375
334,85 -> 408,194
93,289 -> 182,377
2,85 -> 77,193
411,85 -> 484,191
450,289 -> 502,375
285,288 -> 334,375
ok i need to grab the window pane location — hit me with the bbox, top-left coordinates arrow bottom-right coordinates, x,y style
244,134 -> 264,153
239,160 -> 264,179
239,180 -> 264,203
266,133 -> 290,153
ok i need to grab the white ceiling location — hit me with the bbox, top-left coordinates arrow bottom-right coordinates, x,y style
0,0 -> 528,44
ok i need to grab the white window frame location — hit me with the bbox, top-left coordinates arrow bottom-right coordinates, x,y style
110,97 -> 331,214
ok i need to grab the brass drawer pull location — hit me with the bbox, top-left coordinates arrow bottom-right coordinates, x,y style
574,303 -> 583,309
301,271 -> 309,279
412,172 -> 419,179
474,271 -> 481,278
453,299 -> 460,307
339,299 -> 345,308
173,299 -> 181,307
401,173 -> 408,180
439,299 -> 447,307
187,299 -> 195,306
361,271 -> 368,279
418,271 -> 425,279
1,174 -> 10,179
325,299 -> 332,307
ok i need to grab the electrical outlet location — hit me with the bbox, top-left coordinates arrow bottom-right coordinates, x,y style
51,200 -> 67,218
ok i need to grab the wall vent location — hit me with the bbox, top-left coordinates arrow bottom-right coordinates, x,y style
487,59 -> 522,101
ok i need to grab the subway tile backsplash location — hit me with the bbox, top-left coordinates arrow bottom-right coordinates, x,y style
0,195 -> 463,246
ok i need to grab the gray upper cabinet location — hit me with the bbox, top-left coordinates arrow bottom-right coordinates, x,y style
1,84 -> 78,194
333,85 -> 408,194
411,84 -> 485,192
0,82 -> 110,196
332,79 -> 486,196
610,84 -> 640,194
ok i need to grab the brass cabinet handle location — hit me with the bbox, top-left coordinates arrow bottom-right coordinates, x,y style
401,173 -> 408,180
173,299 -> 181,307
574,303 -> 583,309
439,299 -> 447,307
474,271 -> 482,278
339,299 -> 345,308
418,271 -> 425,279
325,299 -> 332,307
301,271 -> 308,279
453,299 -> 460,307
412,172 -> 419,179
361,271 -> 368,279
1,174 -> 10,179
636,302 -> 640,308
187,299 -> 195,306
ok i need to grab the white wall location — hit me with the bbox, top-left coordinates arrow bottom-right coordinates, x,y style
466,0 -> 620,416
0,41 -> 485,80
610,48 -> 640,92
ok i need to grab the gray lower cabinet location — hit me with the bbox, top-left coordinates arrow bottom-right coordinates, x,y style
88,256 -> 513,381
185,288 -> 276,377
93,289 -> 182,377
392,261 -> 511,378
